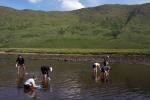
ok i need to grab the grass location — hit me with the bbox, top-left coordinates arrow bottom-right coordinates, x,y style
0,4 -> 150,51
1,48 -> 150,55
2,34 -> 150,49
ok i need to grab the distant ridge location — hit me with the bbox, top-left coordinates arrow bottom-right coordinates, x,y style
0,3 -> 150,48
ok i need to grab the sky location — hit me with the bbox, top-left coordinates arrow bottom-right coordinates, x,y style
0,0 -> 150,11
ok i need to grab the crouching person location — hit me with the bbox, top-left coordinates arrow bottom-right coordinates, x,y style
24,76 -> 39,93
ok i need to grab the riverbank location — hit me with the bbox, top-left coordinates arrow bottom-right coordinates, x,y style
28,54 -> 150,65
0,48 -> 150,65
1,48 -> 150,55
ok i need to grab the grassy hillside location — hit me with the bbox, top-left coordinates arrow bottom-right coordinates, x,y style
0,3 -> 150,49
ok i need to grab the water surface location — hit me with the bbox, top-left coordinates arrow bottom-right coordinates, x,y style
0,54 -> 150,100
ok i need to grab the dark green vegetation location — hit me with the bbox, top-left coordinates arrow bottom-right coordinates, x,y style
0,3 -> 150,49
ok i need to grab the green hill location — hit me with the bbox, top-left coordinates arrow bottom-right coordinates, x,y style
0,3 -> 150,49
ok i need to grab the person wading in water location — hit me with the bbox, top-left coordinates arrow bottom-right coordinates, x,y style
40,65 -> 53,89
16,55 -> 26,87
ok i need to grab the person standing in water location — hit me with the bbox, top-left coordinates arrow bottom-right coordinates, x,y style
92,62 -> 100,81
41,65 -> 53,89
100,56 -> 111,82
16,55 -> 25,78
41,65 -> 53,81
92,63 -> 100,74
103,55 -> 110,66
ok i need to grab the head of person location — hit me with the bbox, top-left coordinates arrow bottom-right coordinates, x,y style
105,55 -> 110,61
32,75 -> 37,81
107,55 -> 110,58
18,55 -> 22,58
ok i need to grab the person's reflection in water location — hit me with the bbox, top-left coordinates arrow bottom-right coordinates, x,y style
41,77 -> 50,90
16,76 -> 25,88
40,76 -> 53,92
16,68 -> 25,88
24,88 -> 37,100
92,72 -> 101,82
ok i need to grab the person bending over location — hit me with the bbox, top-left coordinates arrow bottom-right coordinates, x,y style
24,76 -> 39,93
92,63 -> 100,74
41,65 -> 53,82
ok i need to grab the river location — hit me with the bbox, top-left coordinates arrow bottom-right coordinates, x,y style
0,54 -> 150,100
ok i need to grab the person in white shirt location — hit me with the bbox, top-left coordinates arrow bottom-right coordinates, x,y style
92,63 -> 100,73
24,76 -> 38,93
92,62 -> 101,81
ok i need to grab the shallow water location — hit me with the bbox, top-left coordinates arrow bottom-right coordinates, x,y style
0,54 -> 150,100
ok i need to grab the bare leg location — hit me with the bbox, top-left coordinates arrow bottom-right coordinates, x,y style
105,71 -> 109,82
16,66 -> 25,87
17,66 -> 20,79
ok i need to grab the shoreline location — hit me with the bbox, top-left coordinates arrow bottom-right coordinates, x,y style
1,52 -> 150,65
29,54 -> 150,65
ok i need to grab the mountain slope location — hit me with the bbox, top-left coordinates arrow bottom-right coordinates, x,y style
0,3 -> 150,48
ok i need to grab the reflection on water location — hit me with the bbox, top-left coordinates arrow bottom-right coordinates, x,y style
16,76 -> 24,88
25,89 -> 37,100
0,54 -> 150,100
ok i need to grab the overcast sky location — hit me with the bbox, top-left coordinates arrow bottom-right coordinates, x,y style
0,0 -> 150,11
